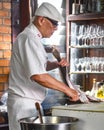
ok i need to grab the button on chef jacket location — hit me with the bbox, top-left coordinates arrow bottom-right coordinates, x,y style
8,23 -> 48,102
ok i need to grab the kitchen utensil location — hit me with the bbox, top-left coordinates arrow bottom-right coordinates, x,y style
35,102 -> 43,123
52,47 -> 68,85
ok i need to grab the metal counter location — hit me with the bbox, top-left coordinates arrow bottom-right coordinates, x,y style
52,102 -> 104,130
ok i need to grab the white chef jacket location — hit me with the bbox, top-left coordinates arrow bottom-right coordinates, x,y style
7,23 -> 48,130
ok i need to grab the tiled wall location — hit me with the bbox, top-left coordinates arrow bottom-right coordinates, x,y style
0,0 -> 11,97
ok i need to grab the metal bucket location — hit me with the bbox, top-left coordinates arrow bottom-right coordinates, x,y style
19,116 -> 78,130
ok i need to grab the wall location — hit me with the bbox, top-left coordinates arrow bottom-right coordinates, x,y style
0,0 -> 11,97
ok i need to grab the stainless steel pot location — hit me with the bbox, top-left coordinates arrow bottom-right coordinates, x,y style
19,116 -> 78,130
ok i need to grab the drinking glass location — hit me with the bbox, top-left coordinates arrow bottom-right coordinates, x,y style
96,25 -> 102,46
89,24 -> 97,46
76,25 -> 84,46
75,58 -> 80,72
80,58 -> 86,72
98,24 -> 104,47
82,25 -> 90,46
85,57 -> 91,72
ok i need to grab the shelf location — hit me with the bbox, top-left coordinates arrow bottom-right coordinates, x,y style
69,45 -> 104,49
69,72 -> 104,74
0,124 -> 8,128
68,12 -> 104,22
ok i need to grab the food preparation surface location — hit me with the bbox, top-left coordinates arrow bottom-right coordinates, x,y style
52,102 -> 104,130
52,102 -> 104,112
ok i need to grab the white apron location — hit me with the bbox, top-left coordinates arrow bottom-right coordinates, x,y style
7,94 -> 44,130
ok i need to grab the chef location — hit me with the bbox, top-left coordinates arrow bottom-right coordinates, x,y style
7,2 -> 79,130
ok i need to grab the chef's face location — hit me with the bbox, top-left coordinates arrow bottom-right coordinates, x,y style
42,17 -> 58,38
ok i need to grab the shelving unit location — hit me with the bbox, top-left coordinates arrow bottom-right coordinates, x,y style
66,0 -> 104,91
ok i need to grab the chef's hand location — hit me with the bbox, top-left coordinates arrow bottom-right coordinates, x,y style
58,58 -> 69,67
66,87 -> 79,101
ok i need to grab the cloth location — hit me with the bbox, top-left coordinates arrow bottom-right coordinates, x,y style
7,23 -> 48,130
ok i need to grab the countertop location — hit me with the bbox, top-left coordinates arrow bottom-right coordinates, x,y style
52,101 -> 104,112
52,102 -> 104,130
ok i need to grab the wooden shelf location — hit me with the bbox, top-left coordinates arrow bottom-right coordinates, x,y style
69,45 -> 104,49
69,72 -> 104,74
68,12 -> 104,21
0,124 -> 8,128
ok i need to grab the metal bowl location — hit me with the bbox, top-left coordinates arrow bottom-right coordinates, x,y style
19,116 -> 78,130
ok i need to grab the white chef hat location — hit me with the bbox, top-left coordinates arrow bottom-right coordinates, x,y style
35,2 -> 64,23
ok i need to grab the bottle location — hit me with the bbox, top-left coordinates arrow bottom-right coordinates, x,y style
96,0 -> 101,12
92,0 -> 97,13
86,0 -> 92,13
95,0 -> 104,13
96,80 -> 104,98
100,0 -> 104,12
79,0 -> 85,14
90,78 -> 97,96
72,0 -> 80,14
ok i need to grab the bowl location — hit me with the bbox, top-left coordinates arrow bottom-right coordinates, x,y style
19,116 -> 78,130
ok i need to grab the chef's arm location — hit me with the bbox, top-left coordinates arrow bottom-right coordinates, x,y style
46,61 -> 59,71
46,58 -> 69,71
31,73 -> 79,101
